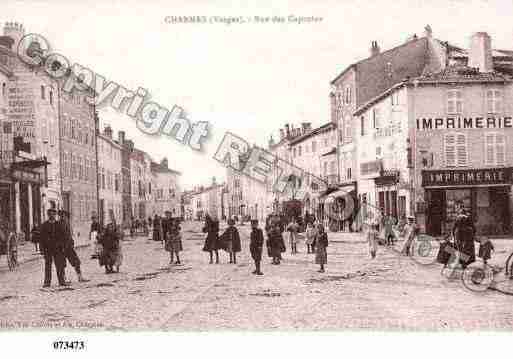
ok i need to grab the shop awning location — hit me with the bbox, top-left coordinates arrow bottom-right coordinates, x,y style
324,187 -> 356,204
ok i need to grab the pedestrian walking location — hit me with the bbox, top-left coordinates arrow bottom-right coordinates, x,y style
90,214 -> 101,259
202,213 -> 220,264
220,218 -> 241,264
384,212 -> 396,246
305,222 -> 317,254
453,208 -> 476,269
367,223 -> 378,259
267,219 -> 285,265
31,224 -> 41,254
401,216 -> 417,256
39,208 -> 67,287
315,223 -> 328,273
478,237 -> 494,265
59,210 -> 88,283
99,210 -> 121,274
163,211 -> 183,265
250,219 -> 264,275
152,214 -> 162,242
287,219 -> 300,254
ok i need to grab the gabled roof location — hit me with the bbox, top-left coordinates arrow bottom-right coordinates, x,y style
288,122 -> 335,146
150,161 -> 181,175
416,64 -> 511,84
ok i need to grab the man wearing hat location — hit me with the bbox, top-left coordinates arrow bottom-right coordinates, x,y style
39,208 -> 67,287
59,210 -> 88,283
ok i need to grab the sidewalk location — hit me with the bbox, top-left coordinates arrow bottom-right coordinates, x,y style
0,241 -> 92,272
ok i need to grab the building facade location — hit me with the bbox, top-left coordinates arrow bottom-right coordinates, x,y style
97,126 -> 122,225
149,158 -> 181,216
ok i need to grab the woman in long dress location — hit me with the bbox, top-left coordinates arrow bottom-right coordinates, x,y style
267,219 -> 285,265
305,222 -> 317,254
99,210 -> 121,274
315,223 -> 328,273
202,214 -> 220,264
220,218 -> 241,264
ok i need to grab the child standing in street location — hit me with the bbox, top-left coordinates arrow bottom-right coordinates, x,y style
305,222 -> 317,254
478,236 -> 494,265
250,219 -> 264,275
221,218 -> 241,264
368,223 -> 378,259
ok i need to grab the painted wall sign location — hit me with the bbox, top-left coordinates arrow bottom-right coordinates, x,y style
416,117 -> 513,130
421,168 -> 512,187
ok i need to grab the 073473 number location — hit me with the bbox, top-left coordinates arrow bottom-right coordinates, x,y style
53,341 -> 85,350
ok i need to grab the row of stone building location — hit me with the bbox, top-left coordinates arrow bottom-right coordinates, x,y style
0,22 -> 180,244
226,25 -> 513,236
181,177 -> 226,221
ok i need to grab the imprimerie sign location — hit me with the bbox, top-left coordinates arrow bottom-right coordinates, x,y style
422,168 -> 513,187
416,117 -> 513,130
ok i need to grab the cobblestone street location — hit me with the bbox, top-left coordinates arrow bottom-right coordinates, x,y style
1,222 -> 513,330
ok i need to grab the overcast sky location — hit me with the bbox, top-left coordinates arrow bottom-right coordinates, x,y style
3,0 -> 512,189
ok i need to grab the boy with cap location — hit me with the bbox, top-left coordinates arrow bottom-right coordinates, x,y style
250,219 -> 264,275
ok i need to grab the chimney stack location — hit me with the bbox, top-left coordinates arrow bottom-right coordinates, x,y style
3,22 -> 24,49
370,41 -> 380,57
268,135 -> 275,147
469,32 -> 493,73
118,131 -> 125,145
301,122 -> 312,133
424,25 -> 432,38
104,125 -> 113,139
285,124 -> 290,138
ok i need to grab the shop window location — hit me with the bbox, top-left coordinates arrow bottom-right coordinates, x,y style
444,133 -> 467,167
486,89 -> 502,114
485,132 -> 505,166
447,89 -> 463,114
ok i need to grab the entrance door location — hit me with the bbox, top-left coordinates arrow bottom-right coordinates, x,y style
378,191 -> 385,213
427,189 -> 445,236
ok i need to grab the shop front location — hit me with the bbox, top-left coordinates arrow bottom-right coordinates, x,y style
422,168 -> 512,236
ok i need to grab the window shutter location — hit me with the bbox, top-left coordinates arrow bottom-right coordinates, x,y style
485,133 -> 495,165
456,134 -> 467,166
445,134 -> 456,167
496,134 -> 505,166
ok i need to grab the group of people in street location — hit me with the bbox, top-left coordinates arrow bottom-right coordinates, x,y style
202,214 -> 241,264
36,208 -> 88,287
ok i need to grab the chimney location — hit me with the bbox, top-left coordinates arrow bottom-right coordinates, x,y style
370,41 -> 380,57
104,125 -> 112,139
285,124 -> 290,138
118,131 -> 125,145
424,24 -> 433,38
301,122 -> 312,133
268,135 -> 275,147
279,129 -> 285,140
469,32 -> 493,73
160,157 -> 168,169
0,36 -> 14,49
3,22 -> 24,49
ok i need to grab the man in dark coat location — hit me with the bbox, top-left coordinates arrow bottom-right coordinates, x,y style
250,219 -> 264,275
453,208 -> 476,269
58,210 -> 88,283
40,208 -> 67,287
267,219 -> 285,265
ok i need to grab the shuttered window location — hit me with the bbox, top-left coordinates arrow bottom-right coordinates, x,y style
447,90 -> 463,114
445,133 -> 467,167
485,132 -> 506,166
486,89 -> 502,114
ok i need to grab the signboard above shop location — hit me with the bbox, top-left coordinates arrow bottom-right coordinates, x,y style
422,168 -> 512,187
416,117 -> 513,130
